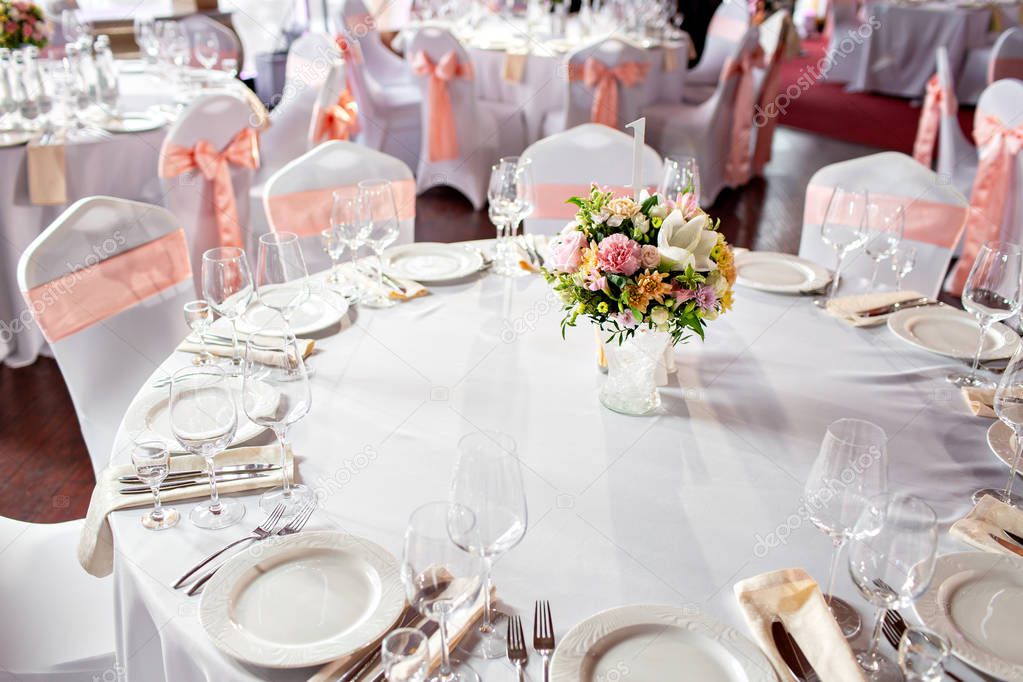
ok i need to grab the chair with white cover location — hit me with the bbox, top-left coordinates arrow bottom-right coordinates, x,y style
520,124 -> 663,236
541,37 -> 654,135
405,27 -> 526,209
947,78 -> 1023,295
338,0 -> 416,88
264,141 -> 416,271
0,514 -> 116,681
820,0 -> 864,84
642,27 -> 761,205
219,0 -> 292,76
684,0 -> 750,97
159,94 -> 261,278
958,27 -> 1023,105
798,152 -> 969,299
178,14 -> 243,70
751,10 -> 790,177
17,197 -> 196,474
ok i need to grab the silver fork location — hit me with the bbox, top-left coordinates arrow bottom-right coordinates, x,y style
173,503 -> 286,589
533,600 -> 555,682
507,614 -> 528,682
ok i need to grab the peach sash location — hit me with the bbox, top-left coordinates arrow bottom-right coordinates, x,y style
533,183 -> 648,220
22,229 -> 192,343
753,54 -> 783,175
159,127 -> 260,249
912,75 -> 958,168
266,179 -> 417,237
989,56 -> 1023,83
708,14 -> 748,41
567,58 -> 649,129
313,90 -> 361,143
411,50 -> 473,162
949,115 -> 1023,295
723,49 -> 763,187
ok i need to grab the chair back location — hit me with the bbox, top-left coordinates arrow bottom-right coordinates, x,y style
752,10 -> 789,175
989,27 -> 1023,83
179,14 -> 242,70
688,0 -> 750,86
564,38 -> 652,131
338,0 -> 410,85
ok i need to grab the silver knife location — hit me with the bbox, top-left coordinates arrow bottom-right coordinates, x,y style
859,298 -> 937,318
1005,528 -> 1023,546
118,463 -> 279,484
771,620 -> 819,682
119,471 -> 272,494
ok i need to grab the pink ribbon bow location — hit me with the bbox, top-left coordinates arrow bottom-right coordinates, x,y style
570,58 -> 649,129
948,115 -> 1023,295
313,90 -> 361,143
722,48 -> 764,186
159,127 -> 261,249
411,50 -> 473,162
912,75 -> 957,169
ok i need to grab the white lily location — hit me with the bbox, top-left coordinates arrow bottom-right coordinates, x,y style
656,209 -> 718,271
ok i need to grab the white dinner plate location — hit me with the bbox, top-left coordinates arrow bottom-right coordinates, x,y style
733,251 -> 831,294
237,290 -> 349,336
887,307 -> 1021,361
101,114 -> 166,133
915,552 -> 1023,680
986,420 -> 1023,472
550,604 -> 775,681
0,131 -> 32,147
123,377 -> 267,454
200,531 -> 405,669
385,243 -> 485,284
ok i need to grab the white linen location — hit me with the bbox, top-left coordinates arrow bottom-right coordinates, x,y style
107,253 -> 999,681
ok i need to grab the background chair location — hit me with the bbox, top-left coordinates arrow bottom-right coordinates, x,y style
958,27 -> 1023,105
17,197 -> 195,474
752,10 -> 790,177
934,46 -> 977,200
798,152 -> 969,299
338,0 -> 416,87
520,124 -> 662,236
684,0 -> 750,94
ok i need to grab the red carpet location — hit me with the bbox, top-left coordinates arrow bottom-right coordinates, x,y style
775,37 -> 975,154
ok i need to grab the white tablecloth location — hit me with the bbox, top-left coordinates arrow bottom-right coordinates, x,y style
108,263 -> 1003,681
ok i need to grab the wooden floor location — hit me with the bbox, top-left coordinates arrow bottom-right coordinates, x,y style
0,127 -> 874,524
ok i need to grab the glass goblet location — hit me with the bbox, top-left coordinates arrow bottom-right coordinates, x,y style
131,440 -> 179,530
382,628 -> 429,682
183,299 -> 214,366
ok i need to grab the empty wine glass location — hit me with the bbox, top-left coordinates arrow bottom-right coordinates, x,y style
488,157 -> 534,278
848,494 -> 938,680
202,246 -> 255,372
816,186 -> 868,304
242,332 -> 313,515
948,241 -> 1023,388
864,202 -> 904,290
256,232 -> 310,333
898,627 -> 950,682
357,179 -> 401,308
402,502 -> 484,682
659,155 -> 700,202
131,440 -> 179,530
331,191 -> 364,300
890,244 -> 916,291
220,58 -> 239,79
382,628 -> 429,682
805,419 -> 888,638
134,16 -> 159,66
321,227 -> 346,285
193,27 -> 220,76
450,432 -> 528,659
169,366 -> 245,530
183,300 -> 213,366
973,344 -> 1023,505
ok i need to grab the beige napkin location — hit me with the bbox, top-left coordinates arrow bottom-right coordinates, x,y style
950,494 -> 1023,557
349,267 -> 429,302
78,445 -> 293,578
825,290 -> 929,328
962,386 -> 997,418
27,132 -> 67,206
734,568 -> 865,682
178,335 -> 316,364
503,50 -> 528,83
309,586 -> 491,682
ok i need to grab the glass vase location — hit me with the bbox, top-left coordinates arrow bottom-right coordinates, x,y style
598,328 -> 670,416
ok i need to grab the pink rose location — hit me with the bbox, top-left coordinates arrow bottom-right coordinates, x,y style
597,233 -> 641,276
639,244 -> 660,269
548,230 -> 587,273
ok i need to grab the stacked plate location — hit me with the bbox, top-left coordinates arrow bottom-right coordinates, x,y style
733,251 -> 831,294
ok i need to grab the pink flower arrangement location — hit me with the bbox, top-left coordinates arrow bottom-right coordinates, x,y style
0,0 -> 49,50
597,233 -> 641,276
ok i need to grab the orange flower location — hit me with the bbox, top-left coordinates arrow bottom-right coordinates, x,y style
625,270 -> 673,312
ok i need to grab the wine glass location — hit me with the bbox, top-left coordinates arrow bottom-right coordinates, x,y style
816,186 -> 868,304
402,502 -> 484,682
183,300 -> 214,366
357,179 -> 401,308
169,366 -> 245,530
804,418 -> 888,638
256,232 -> 310,333
202,246 -> 255,372
847,494 -> 938,680
947,241 -> 1023,388
331,191 -> 364,300
450,432 -> 528,659
898,627 -> 950,682
242,332 -> 313,515
890,244 -> 916,291
321,227 -> 346,285
193,27 -> 220,76
488,157 -> 534,278
864,202 -> 904,290
659,155 -> 700,202
973,344 -> 1023,505
382,628 -> 429,682
220,58 -> 239,79
134,16 -> 159,66
131,440 -> 180,530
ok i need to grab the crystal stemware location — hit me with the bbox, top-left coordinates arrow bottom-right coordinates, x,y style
202,246 -> 254,372
357,179 -> 401,308
193,27 -> 220,77
974,343 -> 1023,505
659,155 -> 700,202
488,157 -> 534,278
256,231 -> 310,333
321,226 -> 346,285
898,627 -> 950,682
864,201 -> 904,290
131,440 -> 180,530
183,300 -> 214,366
815,186 -> 868,304
331,190 -> 365,300
890,243 -> 916,291
382,628 -> 429,682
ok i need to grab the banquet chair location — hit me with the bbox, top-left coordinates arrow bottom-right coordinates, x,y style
179,14 -> 243,71
798,152 -> 969,299
339,0 -> 417,88
684,0 -> 750,96
520,124 -> 662,236
159,93 -> 260,280
541,37 -> 654,135
751,10 -> 790,177
405,27 -> 526,209
0,514 -> 116,681
264,141 -> 416,271
641,27 -> 761,205
219,0 -> 292,76
958,27 -> 1023,105
918,47 -> 977,200
16,197 -> 195,474
820,0 -> 864,84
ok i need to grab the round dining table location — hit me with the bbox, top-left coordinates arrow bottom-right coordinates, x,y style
108,258 -> 1001,681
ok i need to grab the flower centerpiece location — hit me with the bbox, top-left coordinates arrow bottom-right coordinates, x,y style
541,185 -> 736,415
0,0 -> 49,50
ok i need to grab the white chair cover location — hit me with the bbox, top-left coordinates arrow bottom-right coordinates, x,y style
178,14 -> 242,70
971,79 -> 1023,244
0,515 -> 115,680
521,123 -> 663,236
798,152 -> 969,299
405,27 -> 526,209
935,46 -> 977,200
218,0 -> 292,76
263,140 -> 416,271
338,0 -> 415,87
959,27 -> 1023,105
821,0 -> 864,84
16,197 -> 195,474
686,0 -> 750,88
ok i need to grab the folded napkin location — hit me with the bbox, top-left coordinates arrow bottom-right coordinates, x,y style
503,50 -> 528,83
734,568 -> 865,682
27,132 -> 67,206
349,267 -> 429,302
961,386 -> 997,418
178,335 -> 316,365
825,290 -> 928,328
950,494 -> 1023,557
78,445 -> 293,578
